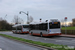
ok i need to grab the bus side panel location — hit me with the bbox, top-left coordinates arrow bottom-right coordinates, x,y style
29,30 -> 48,36
16,30 -> 22,33
29,29 -> 61,36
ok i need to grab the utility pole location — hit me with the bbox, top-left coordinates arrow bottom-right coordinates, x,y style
4,14 -> 7,20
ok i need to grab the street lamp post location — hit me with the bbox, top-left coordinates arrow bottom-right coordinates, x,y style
19,11 -> 29,24
4,14 -> 7,20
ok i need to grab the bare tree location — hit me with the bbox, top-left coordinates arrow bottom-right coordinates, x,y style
0,18 -> 12,30
68,23 -> 72,27
12,15 -> 24,24
29,16 -> 33,23
61,19 -> 65,26
0,17 -> 3,21
72,18 -> 75,26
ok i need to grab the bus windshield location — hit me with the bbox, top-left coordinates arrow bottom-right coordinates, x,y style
23,25 -> 29,28
49,22 -> 60,29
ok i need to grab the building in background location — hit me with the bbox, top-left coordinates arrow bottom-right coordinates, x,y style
72,18 -> 75,26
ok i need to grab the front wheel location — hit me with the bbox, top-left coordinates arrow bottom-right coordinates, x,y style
13,32 -> 15,34
31,32 -> 33,36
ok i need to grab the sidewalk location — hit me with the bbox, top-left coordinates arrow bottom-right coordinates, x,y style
59,34 -> 75,38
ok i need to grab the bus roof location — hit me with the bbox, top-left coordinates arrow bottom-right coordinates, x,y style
12,24 -> 29,27
30,21 -> 60,25
29,22 -> 48,25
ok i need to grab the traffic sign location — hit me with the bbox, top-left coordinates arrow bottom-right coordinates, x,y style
65,17 -> 67,19
64,17 -> 67,35
65,17 -> 67,21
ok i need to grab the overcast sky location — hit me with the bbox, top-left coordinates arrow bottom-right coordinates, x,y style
0,0 -> 75,23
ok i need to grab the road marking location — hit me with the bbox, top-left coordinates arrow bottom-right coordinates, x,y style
42,38 -> 56,41
56,40 -> 75,44
44,38 -> 47,40
56,40 -> 62,42
42,38 -> 75,44
35,37 -> 40,39
43,49 -> 48,50
72,40 -> 75,41
0,48 -> 2,50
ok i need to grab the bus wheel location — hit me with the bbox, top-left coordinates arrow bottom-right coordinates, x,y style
40,33 -> 43,37
31,32 -> 33,35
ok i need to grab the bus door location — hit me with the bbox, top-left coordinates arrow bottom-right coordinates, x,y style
49,22 -> 61,34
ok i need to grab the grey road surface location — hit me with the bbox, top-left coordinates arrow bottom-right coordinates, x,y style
0,31 -> 75,47
0,36 -> 42,50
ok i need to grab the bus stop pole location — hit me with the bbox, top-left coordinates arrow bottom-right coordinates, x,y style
65,20 -> 67,35
65,17 -> 67,35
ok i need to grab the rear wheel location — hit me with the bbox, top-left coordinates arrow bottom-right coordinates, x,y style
40,33 -> 43,37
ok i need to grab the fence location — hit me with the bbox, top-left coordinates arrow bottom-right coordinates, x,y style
61,30 -> 75,35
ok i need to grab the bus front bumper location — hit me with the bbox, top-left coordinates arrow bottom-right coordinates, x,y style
21,31 -> 29,33
47,33 -> 61,36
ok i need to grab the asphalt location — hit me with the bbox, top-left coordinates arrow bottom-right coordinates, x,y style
60,34 -> 75,38
0,31 -> 75,47
0,36 -> 42,50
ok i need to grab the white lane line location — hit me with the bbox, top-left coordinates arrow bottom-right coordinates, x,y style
0,48 -> 2,50
44,38 -> 47,40
43,49 -> 48,50
43,38 -> 56,41
42,38 -> 73,41
35,37 -> 40,39
42,38 -> 75,44
72,40 -> 75,41
56,40 -> 75,43
55,40 -> 62,42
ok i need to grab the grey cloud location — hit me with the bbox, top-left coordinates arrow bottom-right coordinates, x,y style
0,0 -> 75,23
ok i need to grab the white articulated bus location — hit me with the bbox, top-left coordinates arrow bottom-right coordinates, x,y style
12,24 -> 29,34
29,20 -> 61,36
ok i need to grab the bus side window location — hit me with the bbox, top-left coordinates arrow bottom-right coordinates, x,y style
34,24 -> 39,30
30,25 -> 34,30
39,24 -> 43,30
42,23 -> 47,30
37,24 -> 39,30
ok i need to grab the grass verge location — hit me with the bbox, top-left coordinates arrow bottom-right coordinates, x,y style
0,34 -> 75,50
61,27 -> 75,30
